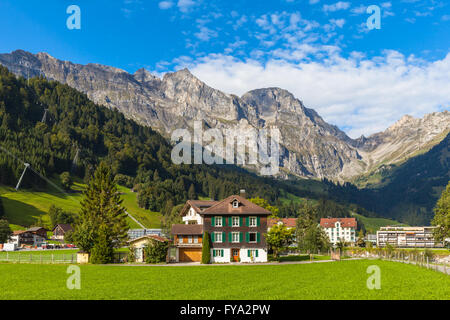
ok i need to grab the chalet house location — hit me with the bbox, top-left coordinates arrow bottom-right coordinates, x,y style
10,228 -> 47,247
171,224 -> 203,262
128,234 -> 170,263
171,194 -> 271,263
268,218 -> 297,230
320,218 -> 357,245
52,224 -> 73,241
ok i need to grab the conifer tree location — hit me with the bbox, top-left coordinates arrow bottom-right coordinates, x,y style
71,162 -> 129,260
90,224 -> 114,264
432,181 -> 450,242
201,231 -> 211,264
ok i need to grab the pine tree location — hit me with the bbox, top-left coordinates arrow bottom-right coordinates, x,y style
90,224 -> 114,264
201,231 -> 211,264
71,162 -> 129,256
188,184 -> 196,200
432,181 -> 450,242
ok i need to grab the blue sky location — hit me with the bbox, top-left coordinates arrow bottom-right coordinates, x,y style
0,0 -> 449,137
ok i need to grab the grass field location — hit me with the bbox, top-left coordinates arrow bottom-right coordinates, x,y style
352,213 -> 404,233
0,183 -> 162,230
0,260 -> 448,299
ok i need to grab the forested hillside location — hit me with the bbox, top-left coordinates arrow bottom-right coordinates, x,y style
0,65 -> 438,227
0,65 -> 355,221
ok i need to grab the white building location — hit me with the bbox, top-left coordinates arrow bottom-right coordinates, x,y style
320,218 -> 357,245
377,226 -> 442,248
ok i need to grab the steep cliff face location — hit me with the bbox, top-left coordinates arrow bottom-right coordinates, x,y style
1,50 -> 448,181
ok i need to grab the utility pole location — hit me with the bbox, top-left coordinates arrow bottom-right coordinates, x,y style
15,163 -> 30,190
41,109 -> 48,123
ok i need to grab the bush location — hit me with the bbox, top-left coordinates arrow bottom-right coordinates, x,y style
201,232 -> 211,264
144,239 -> 169,264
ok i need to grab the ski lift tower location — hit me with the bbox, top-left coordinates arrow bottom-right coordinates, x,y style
15,163 -> 30,191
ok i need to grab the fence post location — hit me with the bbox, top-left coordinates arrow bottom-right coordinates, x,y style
6,252 -> 8,262
426,257 -> 429,269
51,254 -> 54,264
71,254 -> 74,263
40,254 -> 42,264
30,254 -> 32,263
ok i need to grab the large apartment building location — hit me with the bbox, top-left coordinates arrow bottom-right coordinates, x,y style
320,218 -> 357,245
377,226 -> 442,248
171,194 -> 271,263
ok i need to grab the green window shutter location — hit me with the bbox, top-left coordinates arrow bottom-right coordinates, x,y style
222,216 -> 226,226
245,217 -> 249,227
213,250 -> 216,257
257,216 -> 260,226
256,250 -> 259,257
257,232 -> 260,243
239,217 -> 242,227
228,232 -> 232,243
222,232 -> 225,243
247,250 -> 250,257
229,217 -> 233,226
212,216 -> 215,227
212,232 -> 215,243
221,249 -> 224,257
239,232 -> 243,243
245,232 -> 249,243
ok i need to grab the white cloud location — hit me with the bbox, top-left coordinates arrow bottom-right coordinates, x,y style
323,2 -> 351,13
309,0 -> 320,4
174,49 -> 450,138
329,18 -> 346,28
159,1 -> 174,9
177,0 -> 196,13
194,26 -> 218,41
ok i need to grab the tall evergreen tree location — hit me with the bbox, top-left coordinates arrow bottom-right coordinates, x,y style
0,219 -> 12,243
188,184 -> 196,200
71,162 -> 129,259
432,181 -> 450,242
201,231 -> 211,264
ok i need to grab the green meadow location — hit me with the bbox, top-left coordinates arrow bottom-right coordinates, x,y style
0,183 -> 162,230
0,260 -> 448,300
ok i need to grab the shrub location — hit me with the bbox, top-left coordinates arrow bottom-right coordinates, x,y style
144,239 -> 169,264
201,232 -> 211,264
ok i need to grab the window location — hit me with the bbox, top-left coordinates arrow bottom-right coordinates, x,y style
188,236 -> 193,244
194,236 -> 198,244
232,232 -> 240,243
215,216 -> 222,227
178,236 -> 183,244
249,216 -> 257,227
213,249 -> 224,257
248,232 -> 257,243
232,216 -> 239,227
247,249 -> 258,259
214,232 -> 223,243
232,200 -> 239,208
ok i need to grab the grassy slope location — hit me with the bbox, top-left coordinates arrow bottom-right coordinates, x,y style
0,183 -> 162,230
352,213 -> 405,233
0,260 -> 448,299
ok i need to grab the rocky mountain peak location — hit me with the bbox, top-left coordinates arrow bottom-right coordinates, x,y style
0,49 -> 448,182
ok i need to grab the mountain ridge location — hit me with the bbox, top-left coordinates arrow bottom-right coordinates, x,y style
0,49 -> 448,182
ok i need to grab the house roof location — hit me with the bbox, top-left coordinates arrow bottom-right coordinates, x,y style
128,234 -> 170,244
320,218 -> 357,228
171,224 -> 203,235
268,218 -> 297,228
180,199 -> 218,216
27,227 -> 46,232
53,224 -> 73,232
201,195 -> 271,215
12,230 -> 27,235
